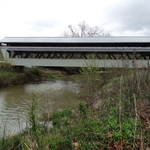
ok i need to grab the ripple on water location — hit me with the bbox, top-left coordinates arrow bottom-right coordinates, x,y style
0,80 -> 80,137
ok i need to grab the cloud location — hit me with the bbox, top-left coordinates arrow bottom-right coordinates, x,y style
102,0 -> 150,35
0,0 -> 150,38
26,20 -> 58,31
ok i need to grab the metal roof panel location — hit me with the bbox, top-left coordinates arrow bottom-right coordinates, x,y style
1,36 -> 150,44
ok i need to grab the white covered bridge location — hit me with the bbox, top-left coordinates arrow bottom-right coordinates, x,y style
1,36 -> 150,68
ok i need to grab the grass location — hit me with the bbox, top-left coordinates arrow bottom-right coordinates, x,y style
25,67 -> 43,77
46,74 -> 62,80
0,100 -> 148,149
0,71 -> 17,78
0,62 -> 13,71
0,64 -> 21,87
0,51 -> 4,61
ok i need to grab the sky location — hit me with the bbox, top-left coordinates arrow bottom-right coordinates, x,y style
0,0 -> 150,39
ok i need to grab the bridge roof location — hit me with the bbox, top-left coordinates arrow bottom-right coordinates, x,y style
1,36 -> 150,44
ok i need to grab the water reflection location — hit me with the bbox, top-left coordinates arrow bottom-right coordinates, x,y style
0,80 -> 79,137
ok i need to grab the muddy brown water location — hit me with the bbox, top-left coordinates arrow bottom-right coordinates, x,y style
0,80 -> 80,137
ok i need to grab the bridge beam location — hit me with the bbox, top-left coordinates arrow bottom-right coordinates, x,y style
6,58 -> 150,68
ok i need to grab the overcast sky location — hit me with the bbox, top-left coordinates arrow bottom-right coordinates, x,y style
0,0 -> 150,39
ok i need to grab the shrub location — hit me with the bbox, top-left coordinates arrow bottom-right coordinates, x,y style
25,67 -> 42,77
0,62 -> 14,71
51,108 -> 73,127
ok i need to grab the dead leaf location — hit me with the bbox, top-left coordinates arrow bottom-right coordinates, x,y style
106,131 -> 112,138
72,139 -> 79,150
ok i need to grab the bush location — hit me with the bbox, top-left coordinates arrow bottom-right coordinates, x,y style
0,62 -> 14,71
25,67 -> 42,77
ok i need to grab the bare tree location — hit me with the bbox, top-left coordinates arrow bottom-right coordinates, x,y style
62,21 -> 111,37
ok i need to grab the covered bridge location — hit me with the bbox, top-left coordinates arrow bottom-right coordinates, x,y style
0,36 -> 150,68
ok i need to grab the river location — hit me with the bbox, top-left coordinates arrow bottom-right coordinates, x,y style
0,80 -> 80,137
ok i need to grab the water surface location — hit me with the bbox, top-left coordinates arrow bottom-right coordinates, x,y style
0,80 -> 79,137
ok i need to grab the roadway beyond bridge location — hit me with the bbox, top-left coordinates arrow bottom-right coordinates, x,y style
1,36 -> 150,68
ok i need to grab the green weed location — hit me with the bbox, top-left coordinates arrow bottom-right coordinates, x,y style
25,67 -> 42,77
0,62 -> 14,71
1,65 -> 150,149
46,74 -> 60,80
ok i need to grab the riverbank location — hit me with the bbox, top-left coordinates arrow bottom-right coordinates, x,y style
0,62 -> 69,88
1,62 -> 150,149
1,100 -> 150,149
